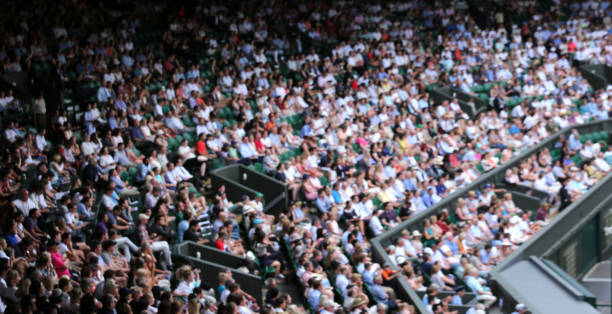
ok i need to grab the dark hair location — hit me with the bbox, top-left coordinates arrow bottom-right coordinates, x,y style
102,240 -> 115,250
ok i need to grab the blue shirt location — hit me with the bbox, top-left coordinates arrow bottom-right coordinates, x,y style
316,197 -> 332,213
300,124 -> 313,138
4,233 -> 17,248
509,124 -> 520,135
445,239 -> 459,255
111,176 -> 125,193
421,192 -> 434,208
369,284 -> 388,302
177,220 -> 189,242
135,163 -> 150,183
307,289 -> 321,310
451,294 -> 463,305
121,55 -> 134,68
465,275 -> 488,293
568,134 -> 582,151
480,249 -> 492,264
238,143 -> 256,159
331,190 -> 343,204
403,178 -> 417,191
78,203 -> 92,219
115,99 -> 127,111
362,270 -> 375,286
436,183 -> 447,195
131,127 -> 144,141
108,117 -> 119,130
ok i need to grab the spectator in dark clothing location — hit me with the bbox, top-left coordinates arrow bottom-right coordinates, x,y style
150,214 -> 173,241
534,203 -> 550,221
559,178 -> 572,212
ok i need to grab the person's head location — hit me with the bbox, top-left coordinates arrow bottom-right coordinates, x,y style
189,220 -> 199,231
47,239 -> 60,253
98,211 -> 108,222
102,293 -> 116,309
19,189 -> 29,201
6,269 -> 20,286
374,275 -> 383,285
59,275 -> 72,292
102,240 -> 116,252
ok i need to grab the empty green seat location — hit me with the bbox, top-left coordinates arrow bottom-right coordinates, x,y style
253,162 -> 265,173
182,117 -> 195,128
571,154 -> 583,165
212,158 -> 226,169
470,85 -> 484,93
598,131 -> 609,143
120,171 -> 130,182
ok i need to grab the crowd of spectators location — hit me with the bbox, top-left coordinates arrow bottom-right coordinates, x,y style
0,0 -> 610,314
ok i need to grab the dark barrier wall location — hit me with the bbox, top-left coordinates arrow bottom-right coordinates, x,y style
210,165 -> 257,202
0,72 -> 31,96
431,86 -> 488,118
578,64 -> 611,91
176,241 -> 251,270
501,191 -> 542,214
210,164 -> 288,216
176,254 -> 263,303
370,119 -> 612,314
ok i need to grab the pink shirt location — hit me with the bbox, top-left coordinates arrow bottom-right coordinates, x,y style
50,251 -> 70,278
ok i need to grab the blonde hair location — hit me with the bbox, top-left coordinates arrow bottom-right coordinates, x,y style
188,297 -> 201,314
456,198 -> 465,207
15,278 -> 31,298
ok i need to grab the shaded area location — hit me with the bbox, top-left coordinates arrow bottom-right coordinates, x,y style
495,257 -> 599,314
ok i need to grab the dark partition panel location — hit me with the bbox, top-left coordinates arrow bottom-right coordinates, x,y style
176,254 -> 263,304
210,164 -> 288,216
176,241 -> 251,270
431,86 -> 488,118
578,64 -> 611,91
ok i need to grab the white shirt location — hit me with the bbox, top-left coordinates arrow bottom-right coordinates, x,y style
178,145 -> 196,162
35,134 -> 48,152
369,215 -> 384,236
174,280 -> 194,296
174,166 -> 193,181
99,154 -> 115,169
81,141 -> 97,156
13,198 -> 37,216
4,129 -> 18,143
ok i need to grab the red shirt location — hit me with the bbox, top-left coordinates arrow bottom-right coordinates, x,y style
449,154 -> 459,168
254,138 -> 264,153
437,221 -> 449,234
196,140 -> 208,155
454,49 -> 462,60
215,239 -> 225,251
